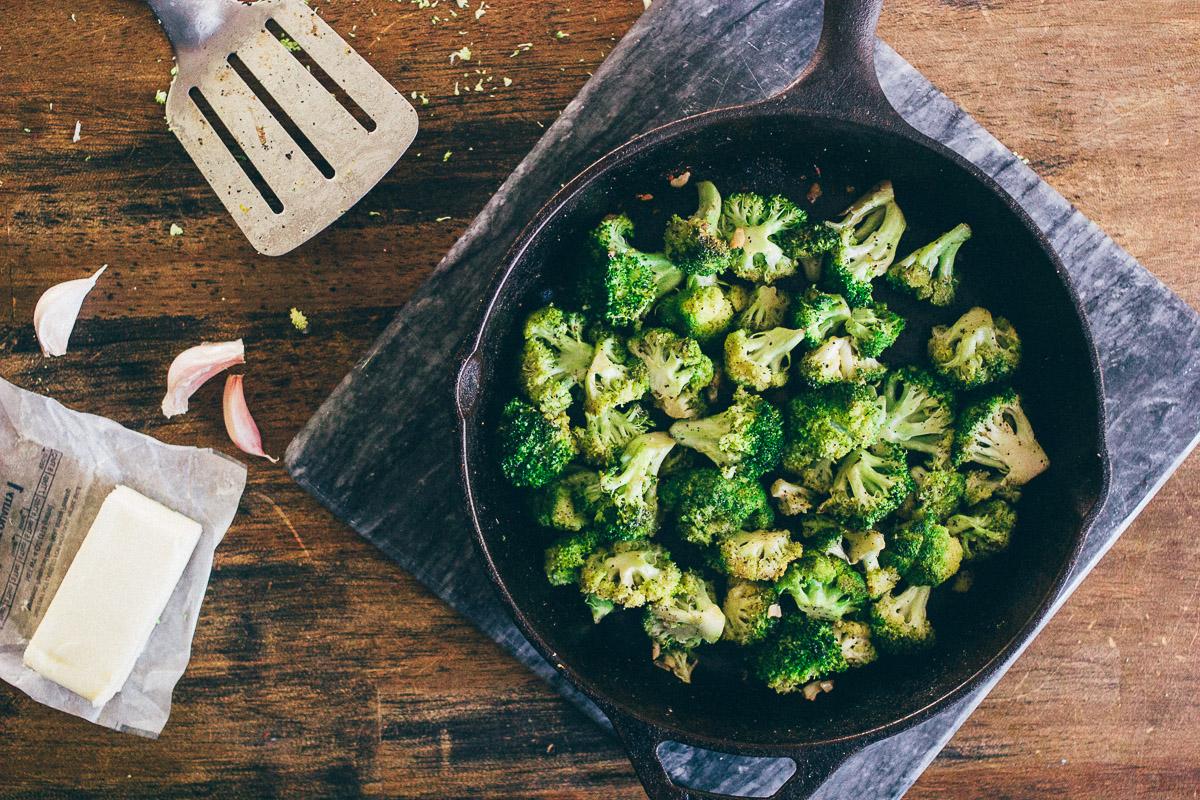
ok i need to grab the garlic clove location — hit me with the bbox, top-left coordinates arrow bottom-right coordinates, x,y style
161,339 -> 245,418
222,374 -> 277,462
33,264 -> 107,357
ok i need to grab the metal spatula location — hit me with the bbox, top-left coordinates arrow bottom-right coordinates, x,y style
148,0 -> 418,256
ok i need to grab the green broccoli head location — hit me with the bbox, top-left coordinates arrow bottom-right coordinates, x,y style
659,468 -> 774,546
718,193 -> 808,283
778,220 -> 841,282
663,180 -> 733,277
627,328 -> 714,419
903,464 -> 966,521
791,288 -> 851,348
953,389 -> 1049,486
668,387 -> 784,478
818,444 -> 914,529
770,478 -> 816,517
653,645 -> 699,684
879,367 -> 956,461
576,403 -> 653,467
579,540 -> 682,608
596,432 -> 677,540
823,181 -> 907,307
721,578 -> 782,646
657,275 -> 736,343
584,335 -> 650,413
775,552 -> 868,621
887,223 -> 971,307
723,326 -> 808,392
963,468 -> 1024,506
755,615 -> 848,694
643,569 -> 726,649
544,530 -> 602,586
587,214 -> 683,327
946,499 -> 1017,561
784,383 -> 884,466
796,336 -> 887,387
520,305 -> 594,414
870,585 -> 935,655
497,398 -> 576,488
844,304 -> 905,358
716,529 -> 805,581
882,517 -> 963,587
928,306 -> 1021,389
833,619 -> 878,667
799,516 -> 850,562
843,528 -> 897,599
781,455 -> 836,494
531,469 -> 603,531
736,285 -> 792,332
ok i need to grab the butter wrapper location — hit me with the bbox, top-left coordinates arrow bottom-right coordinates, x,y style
0,377 -> 246,736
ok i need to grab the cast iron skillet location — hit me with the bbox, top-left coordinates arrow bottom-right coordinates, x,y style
455,1 -> 1110,797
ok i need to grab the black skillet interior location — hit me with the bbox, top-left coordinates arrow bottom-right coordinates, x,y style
462,112 -> 1106,749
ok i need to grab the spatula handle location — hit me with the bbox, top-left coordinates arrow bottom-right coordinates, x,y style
145,0 -> 240,50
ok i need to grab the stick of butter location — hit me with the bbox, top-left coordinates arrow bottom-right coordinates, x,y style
23,485 -> 202,707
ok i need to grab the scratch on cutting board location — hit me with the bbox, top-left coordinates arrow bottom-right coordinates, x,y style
255,491 -> 312,560
439,727 -> 452,768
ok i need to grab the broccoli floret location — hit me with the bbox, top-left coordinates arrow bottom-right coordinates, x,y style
596,432 -> 676,540
755,615 -> 847,694
823,181 -> 907,307
736,285 -> 791,332
579,540 -> 682,608
887,223 -> 971,307
953,389 -> 1049,486
721,579 -> 782,646
653,645 -> 699,683
718,193 -> 808,283
723,326 -> 808,391
544,530 -> 601,586
668,387 -> 784,478
497,398 -> 576,488
870,585 -> 935,654
799,516 -> 850,562
796,336 -> 886,387
588,214 -> 684,327
833,619 -> 878,667
520,305 -> 594,414
531,469 -> 603,531
781,455 -> 836,494
928,306 -> 1021,389
576,403 -> 652,467
627,328 -> 714,419
716,529 -> 805,582
663,180 -> 732,276
584,335 -> 649,413
643,570 -> 726,649
791,288 -> 851,348
879,367 -> 955,461
585,593 -> 616,623
902,464 -> 966,521
659,468 -> 774,546
844,304 -> 905,358
725,281 -> 753,313
775,552 -> 868,620
962,468 -> 1023,506
882,517 -> 963,587
770,478 -> 816,516
844,528 -> 897,598
779,220 -> 841,282
658,274 -> 736,343
784,383 -> 884,466
946,499 -> 1017,561
819,444 -> 913,529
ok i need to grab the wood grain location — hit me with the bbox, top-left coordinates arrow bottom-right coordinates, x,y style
0,1 -> 1197,798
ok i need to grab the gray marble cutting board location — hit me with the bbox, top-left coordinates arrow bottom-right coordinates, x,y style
285,0 -> 1200,796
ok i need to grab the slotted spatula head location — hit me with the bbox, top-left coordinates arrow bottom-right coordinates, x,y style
148,0 -> 418,256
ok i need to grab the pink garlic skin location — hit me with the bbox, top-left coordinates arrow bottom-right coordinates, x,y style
161,339 -> 245,418
33,265 -> 107,357
222,374 -> 277,462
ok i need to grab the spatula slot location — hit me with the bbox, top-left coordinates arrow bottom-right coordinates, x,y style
226,52 -> 337,180
188,86 -> 285,215
264,18 -> 378,133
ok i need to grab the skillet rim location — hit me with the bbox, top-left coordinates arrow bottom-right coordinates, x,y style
456,103 -> 1113,756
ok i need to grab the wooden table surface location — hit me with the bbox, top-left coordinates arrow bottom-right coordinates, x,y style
1,1 -> 1197,797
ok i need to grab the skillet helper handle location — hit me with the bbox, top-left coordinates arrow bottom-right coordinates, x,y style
608,710 -> 856,800
455,350 -> 485,420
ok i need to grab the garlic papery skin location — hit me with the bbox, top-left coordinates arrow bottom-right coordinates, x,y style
161,339 -> 245,418
222,374 -> 277,462
33,265 -> 107,357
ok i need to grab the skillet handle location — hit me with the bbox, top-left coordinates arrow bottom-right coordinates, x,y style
607,708 -> 857,800
765,0 -> 908,130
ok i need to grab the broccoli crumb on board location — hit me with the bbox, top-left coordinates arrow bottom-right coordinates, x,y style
289,307 -> 308,333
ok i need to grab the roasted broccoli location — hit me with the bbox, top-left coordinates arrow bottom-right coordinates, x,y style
819,444 -> 913,529
658,274 -> 736,343
659,468 -> 774,546
844,528 -> 897,598
628,328 -> 714,419
887,223 -> 971,307
781,455 -> 837,494
520,305 -> 594,414
776,552 -> 868,621
716,529 -> 805,581
870,585 -> 935,654
736,285 -> 791,332
946,499 -> 1017,561
779,220 -> 841,282
531,469 -> 603,531
833,619 -> 878,667
902,465 -> 966,522
755,615 -> 847,694
796,336 -> 886,387
585,593 -> 616,623
962,468 -> 1023,506
953,389 -> 1049,486
497,398 -> 576,488
544,530 -> 602,586
663,180 -> 732,276
721,578 -> 782,645
927,306 -> 1021,389
718,193 -> 808,283
576,403 -> 653,467
799,516 -> 850,562
588,214 -> 684,326
770,477 -> 816,516
791,288 -> 851,348
643,570 -> 726,649
823,181 -> 907,306
596,432 -> 677,540
784,383 -> 884,466
844,303 -> 905,358
882,516 -> 963,587
724,326 -> 808,391
579,540 -> 682,608
668,387 -> 784,478
653,645 -> 699,683
878,367 -> 955,461
584,334 -> 650,413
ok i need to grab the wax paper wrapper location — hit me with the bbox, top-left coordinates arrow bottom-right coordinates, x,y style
0,377 -> 246,737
